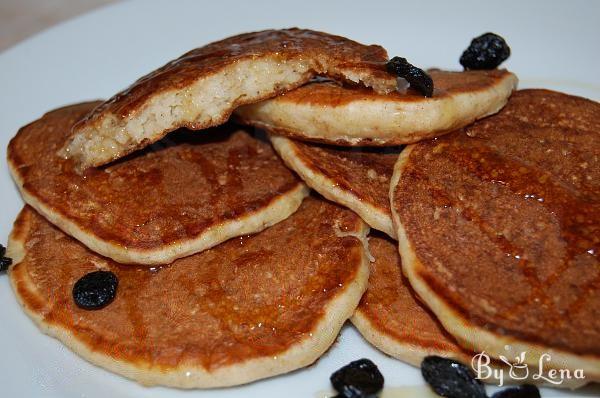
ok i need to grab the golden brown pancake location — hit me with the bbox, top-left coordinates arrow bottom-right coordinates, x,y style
270,135 -> 399,237
236,69 -> 517,146
62,28 -> 398,168
390,89 -> 600,381
352,235 -> 473,366
351,236 -> 555,388
7,198 -> 370,388
8,102 -> 308,265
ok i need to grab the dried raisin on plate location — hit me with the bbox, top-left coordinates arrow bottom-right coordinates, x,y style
0,257 -> 12,272
421,356 -> 487,398
330,358 -> 384,398
0,244 -> 12,272
491,384 -> 541,398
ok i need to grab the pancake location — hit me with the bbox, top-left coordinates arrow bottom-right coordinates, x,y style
62,28 -> 398,169
8,102 -> 308,265
7,197 -> 370,388
350,236 -> 560,388
352,235 -> 473,366
236,69 -> 517,146
270,135 -> 399,237
390,89 -> 600,381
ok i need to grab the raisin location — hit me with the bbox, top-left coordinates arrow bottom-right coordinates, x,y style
491,384 -> 540,398
330,358 -> 384,398
421,356 -> 487,398
0,244 -> 12,273
460,33 -> 510,70
386,57 -> 434,97
73,270 -> 118,310
0,256 -> 12,272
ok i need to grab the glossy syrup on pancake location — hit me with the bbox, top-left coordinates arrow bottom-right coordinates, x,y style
63,28 -> 399,168
391,89 -> 600,381
352,235 -> 473,365
270,135 -> 400,237
352,236 -> 530,387
7,197 -> 370,388
236,69 -> 517,146
8,102 -> 308,265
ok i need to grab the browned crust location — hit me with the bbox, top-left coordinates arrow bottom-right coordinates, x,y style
7,200 -> 371,388
351,235 -> 472,366
270,135 -> 398,237
8,102 -> 309,264
79,29 -> 392,120
390,89 -> 600,381
66,28 -> 398,167
350,235 -> 573,387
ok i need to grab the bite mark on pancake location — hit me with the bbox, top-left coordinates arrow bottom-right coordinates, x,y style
62,28 -> 398,168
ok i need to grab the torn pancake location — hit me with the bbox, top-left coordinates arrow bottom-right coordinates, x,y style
352,235 -> 472,366
236,69 -> 517,146
8,102 -> 308,265
390,90 -> 600,381
270,135 -> 399,237
7,198 -> 369,388
63,28 -> 398,168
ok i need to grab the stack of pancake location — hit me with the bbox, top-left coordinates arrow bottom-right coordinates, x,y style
5,28 -> 599,390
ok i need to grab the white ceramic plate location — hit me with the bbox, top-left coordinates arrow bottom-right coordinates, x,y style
0,0 -> 598,396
